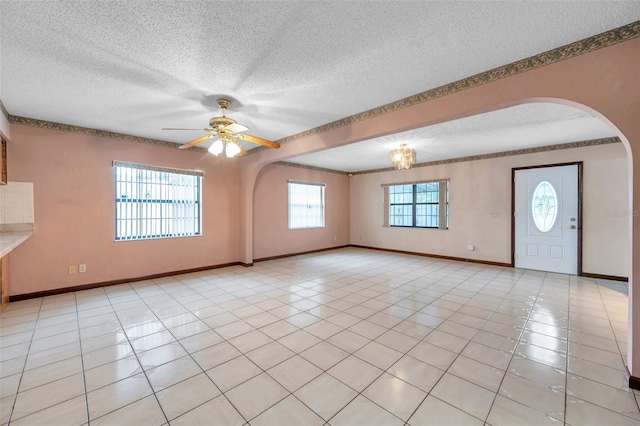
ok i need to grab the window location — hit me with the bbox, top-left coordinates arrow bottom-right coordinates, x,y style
114,162 -> 202,240
384,180 -> 449,229
288,181 -> 325,229
531,180 -> 558,232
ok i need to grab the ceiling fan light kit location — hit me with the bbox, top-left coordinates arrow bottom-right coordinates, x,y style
224,140 -> 242,157
390,143 -> 416,170
165,98 -> 281,156
208,138 -> 224,155
206,132 -> 243,158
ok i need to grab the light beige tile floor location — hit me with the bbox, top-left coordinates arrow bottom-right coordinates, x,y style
0,247 -> 637,425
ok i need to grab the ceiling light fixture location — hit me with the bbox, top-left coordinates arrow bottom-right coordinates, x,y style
207,133 -> 243,158
390,143 -> 416,170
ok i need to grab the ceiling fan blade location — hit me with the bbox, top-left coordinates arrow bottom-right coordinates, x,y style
238,146 -> 247,157
225,122 -> 249,133
179,134 -> 213,150
236,133 -> 280,149
162,127 -> 207,131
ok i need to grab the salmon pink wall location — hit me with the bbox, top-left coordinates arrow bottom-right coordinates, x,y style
253,163 -> 350,259
7,124 -> 240,295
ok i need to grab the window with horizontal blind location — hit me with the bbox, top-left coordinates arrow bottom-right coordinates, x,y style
288,181 -> 325,229
114,162 -> 203,240
384,180 -> 449,229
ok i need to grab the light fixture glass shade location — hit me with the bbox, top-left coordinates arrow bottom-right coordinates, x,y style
208,139 -> 224,156
390,144 -> 416,170
225,141 -> 242,158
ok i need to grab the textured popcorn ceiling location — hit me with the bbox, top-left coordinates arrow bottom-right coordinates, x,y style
0,1 -> 637,165
285,103 -> 617,172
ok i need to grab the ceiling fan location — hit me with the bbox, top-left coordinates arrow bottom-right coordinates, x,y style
163,98 -> 280,157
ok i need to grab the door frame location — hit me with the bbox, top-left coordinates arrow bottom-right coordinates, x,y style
511,162 -> 583,275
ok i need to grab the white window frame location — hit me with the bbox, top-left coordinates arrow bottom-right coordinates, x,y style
383,179 -> 449,230
114,161 -> 203,241
288,180 -> 326,230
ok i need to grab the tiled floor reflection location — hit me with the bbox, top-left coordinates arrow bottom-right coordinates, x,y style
0,247 -> 636,425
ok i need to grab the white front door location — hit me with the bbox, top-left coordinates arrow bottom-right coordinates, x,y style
514,164 -> 579,274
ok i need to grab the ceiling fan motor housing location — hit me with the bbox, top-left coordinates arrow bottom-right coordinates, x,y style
209,99 -> 236,130
209,116 -> 235,129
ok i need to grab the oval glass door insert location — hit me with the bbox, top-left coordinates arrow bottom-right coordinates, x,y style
531,181 -> 558,232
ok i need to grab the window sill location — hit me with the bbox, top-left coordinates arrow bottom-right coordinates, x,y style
385,226 -> 448,230
115,233 -> 203,242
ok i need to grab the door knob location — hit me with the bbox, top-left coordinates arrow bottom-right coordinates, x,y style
570,218 -> 576,222
570,225 -> 577,229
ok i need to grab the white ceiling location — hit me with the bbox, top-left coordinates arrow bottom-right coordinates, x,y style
0,1 -> 637,168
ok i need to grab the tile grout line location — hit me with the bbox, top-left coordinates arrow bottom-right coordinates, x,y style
564,276 -> 574,425
294,261 -> 475,425
120,275 -> 293,424
264,260 -> 530,423
480,271 -> 556,424
593,277 -> 640,416
395,269 -> 505,426
214,270 -> 406,423
110,287 -> 235,424
75,292 -> 92,425
5,298 -> 42,425
94,286 -> 171,425
6,299 -> 89,422
150,275 -> 301,424
308,261 -> 492,423
412,267 -> 531,424
594,278 -> 632,379
207,258 -> 495,423
130,277 -> 259,425
324,263 -> 519,424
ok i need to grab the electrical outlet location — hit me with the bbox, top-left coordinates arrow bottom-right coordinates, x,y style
68,265 -> 77,275
334,235 -> 337,241
491,212 -> 500,217
79,264 -> 87,273
467,244 -> 474,251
